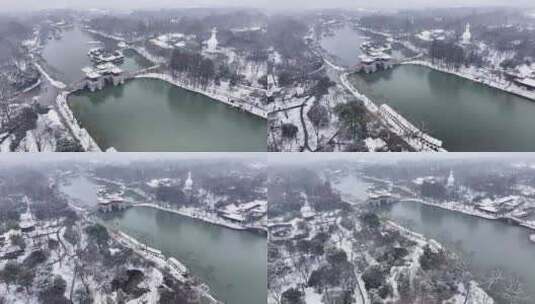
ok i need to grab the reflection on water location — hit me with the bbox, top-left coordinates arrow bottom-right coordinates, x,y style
103,206 -> 267,304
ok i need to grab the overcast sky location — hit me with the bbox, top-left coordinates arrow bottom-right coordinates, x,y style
268,152 -> 535,165
0,152 -> 265,167
1,0 -> 533,12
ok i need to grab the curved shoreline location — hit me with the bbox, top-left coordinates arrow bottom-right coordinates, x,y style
404,60 -> 535,103
105,226 -> 222,304
38,26 -> 267,152
313,38 -> 446,152
134,203 -> 268,235
60,74 -> 267,152
136,73 -> 268,119
362,174 -> 535,234
56,91 -> 101,151
398,198 -> 535,233
54,74 -> 266,152
340,71 -> 445,152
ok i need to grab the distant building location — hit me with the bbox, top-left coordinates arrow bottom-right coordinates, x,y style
477,205 -> 499,215
368,192 -> 395,207
19,209 -> 36,233
218,211 -> 246,224
514,77 -> 535,91
269,223 -> 293,239
98,200 -> 128,213
461,23 -> 472,45
204,28 -> 219,53
416,29 -> 447,41
20,222 -> 35,233
82,63 -> 124,92
143,246 -> 164,259
378,104 -> 444,151
446,170 -> 455,188
2,245 -> 24,259
88,47 -> 124,65
184,172 -> 193,192
355,53 -> 394,74
300,203 -> 316,219
168,257 -> 188,274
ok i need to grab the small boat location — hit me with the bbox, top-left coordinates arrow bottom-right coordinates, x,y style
530,234 -> 535,243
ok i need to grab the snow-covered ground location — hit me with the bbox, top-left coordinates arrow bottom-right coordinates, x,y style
134,203 -> 267,232
33,63 -> 66,89
55,92 -> 101,151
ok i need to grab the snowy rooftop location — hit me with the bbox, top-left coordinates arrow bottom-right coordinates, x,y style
83,63 -> 122,78
478,206 -> 498,213
515,77 -> 535,88
219,211 -> 246,222
416,30 -> 446,41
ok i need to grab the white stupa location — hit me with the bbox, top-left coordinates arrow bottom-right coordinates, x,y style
184,171 -> 193,191
300,200 -> 316,219
205,28 -> 218,52
461,23 -> 471,44
447,170 -> 455,188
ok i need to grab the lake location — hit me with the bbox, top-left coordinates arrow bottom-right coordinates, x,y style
103,206 -> 267,304
353,65 -> 535,151
68,78 -> 267,151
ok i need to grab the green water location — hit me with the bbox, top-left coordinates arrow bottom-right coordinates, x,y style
68,78 -> 267,151
382,202 -> 535,303
41,27 -> 151,83
104,206 -> 267,304
354,65 -> 535,151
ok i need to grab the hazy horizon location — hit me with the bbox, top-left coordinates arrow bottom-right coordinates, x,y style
0,153 -> 266,167
1,0 -> 534,13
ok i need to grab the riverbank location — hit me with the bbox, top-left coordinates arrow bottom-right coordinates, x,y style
387,220 -> 494,304
399,198 -> 535,234
107,227 -> 221,304
84,28 -> 126,42
340,72 -> 445,152
313,36 -> 445,152
134,203 -> 267,235
363,174 -> 535,237
136,73 -> 268,119
55,92 -> 101,151
34,62 -> 66,89
85,27 -> 268,119
404,60 -> 535,102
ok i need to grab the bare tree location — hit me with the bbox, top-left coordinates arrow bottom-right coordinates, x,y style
502,275 -> 529,304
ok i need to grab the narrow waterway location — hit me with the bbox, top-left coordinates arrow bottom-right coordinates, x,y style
41,27 -> 151,83
320,25 -> 367,67
352,65 -> 535,151
382,201 -> 535,303
103,206 -> 267,304
59,175 -> 99,208
333,174 -> 371,203
67,78 -> 267,151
